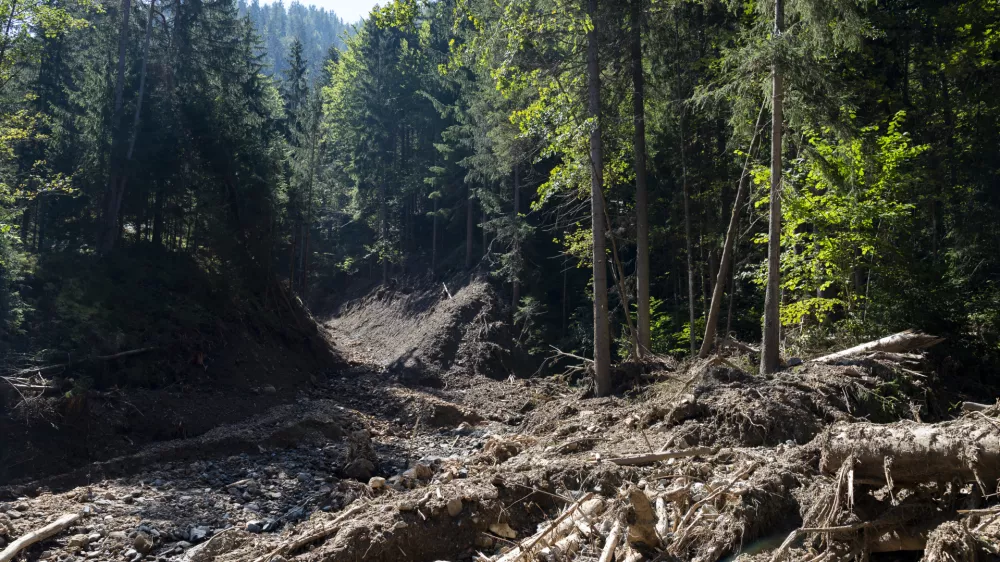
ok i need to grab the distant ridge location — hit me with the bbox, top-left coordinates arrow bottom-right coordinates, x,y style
239,0 -> 355,80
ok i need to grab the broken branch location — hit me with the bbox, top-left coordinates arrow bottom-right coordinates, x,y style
0,512 -> 82,562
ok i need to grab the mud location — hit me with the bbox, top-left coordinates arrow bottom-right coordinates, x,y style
1,282 -> 997,562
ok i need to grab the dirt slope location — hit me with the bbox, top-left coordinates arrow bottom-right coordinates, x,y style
2,283 -> 999,562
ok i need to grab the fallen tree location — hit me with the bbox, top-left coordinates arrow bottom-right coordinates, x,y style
819,418 -> 1000,487
811,330 -> 944,365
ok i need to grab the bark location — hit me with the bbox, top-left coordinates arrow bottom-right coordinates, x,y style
0,512 -> 82,562
379,175 -> 387,284
431,195 -> 438,273
811,330 -> 944,364
97,0 -> 134,255
465,185 -> 474,268
760,0 -> 784,374
819,419 -> 1000,486
630,0 -> 650,356
587,0 -> 612,396
512,166 -> 520,311
681,112 -> 696,355
699,103 -> 766,357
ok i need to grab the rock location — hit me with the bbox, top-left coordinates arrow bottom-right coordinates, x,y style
188,526 -> 210,542
787,357 -> 804,367
368,477 -> 386,489
124,548 -> 139,561
244,502 -> 261,513
397,500 -> 415,512
446,498 -> 463,517
489,522 -> 517,539
343,458 -> 375,481
296,472 -> 312,483
68,534 -> 91,548
454,422 -> 473,435
402,463 -> 433,480
133,531 -> 154,554
285,506 -> 306,521
262,385 -> 277,395
182,529 -> 238,562
109,531 -> 128,541
246,521 -> 263,533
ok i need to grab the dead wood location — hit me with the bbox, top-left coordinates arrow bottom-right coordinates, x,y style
8,347 -> 158,378
820,419 -> 1000,487
494,492 -> 596,562
626,485 -> 659,548
251,503 -> 365,562
962,401 -> 995,413
0,512 -> 82,562
810,330 -> 943,364
597,521 -> 622,562
607,446 -> 719,466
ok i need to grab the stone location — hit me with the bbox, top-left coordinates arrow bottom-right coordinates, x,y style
109,531 -> 128,541
123,548 -> 139,561
342,458 -> 375,481
787,357 -> 804,367
245,521 -> 263,533
296,472 -> 311,483
68,534 -> 91,548
368,477 -> 386,489
188,526 -> 210,542
133,531 -> 153,554
262,385 -> 277,395
446,498 -> 463,517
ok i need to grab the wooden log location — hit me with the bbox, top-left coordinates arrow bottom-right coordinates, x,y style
606,446 -> 719,466
0,512 -> 82,562
820,419 -> 1000,486
626,486 -> 659,548
495,493 -> 595,562
810,331 -> 943,365
962,401 -> 994,413
597,521 -> 622,562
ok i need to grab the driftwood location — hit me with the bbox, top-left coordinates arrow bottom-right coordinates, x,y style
0,512 -> 82,562
810,331 -> 943,365
607,446 -> 719,466
8,347 -> 158,378
597,521 -> 622,562
251,504 -> 365,562
962,401 -> 995,413
820,419 -> 1000,487
626,486 -> 659,548
495,493 -> 596,562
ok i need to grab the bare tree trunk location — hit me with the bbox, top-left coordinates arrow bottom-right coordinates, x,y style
587,0 -> 611,396
630,0 -> 650,356
431,194 -> 438,273
681,112 -> 696,355
699,103 -> 765,357
512,166 -> 520,312
380,175 -> 388,284
465,185 -> 474,268
98,0 -> 134,255
760,0 -> 784,374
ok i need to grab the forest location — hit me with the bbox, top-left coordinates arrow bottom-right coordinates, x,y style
1,0 -> 1000,559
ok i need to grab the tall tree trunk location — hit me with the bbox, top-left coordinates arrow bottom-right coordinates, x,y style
681,112 -> 696,355
630,0 -> 650,356
466,186 -> 474,268
761,0 -> 784,374
431,195 -> 438,273
587,0 -> 611,396
380,175 -> 388,284
152,187 -> 164,246
699,102 -> 765,357
98,0 -> 134,255
512,166 -> 520,312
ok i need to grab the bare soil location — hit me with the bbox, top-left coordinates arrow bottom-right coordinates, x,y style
1,278 -> 998,562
